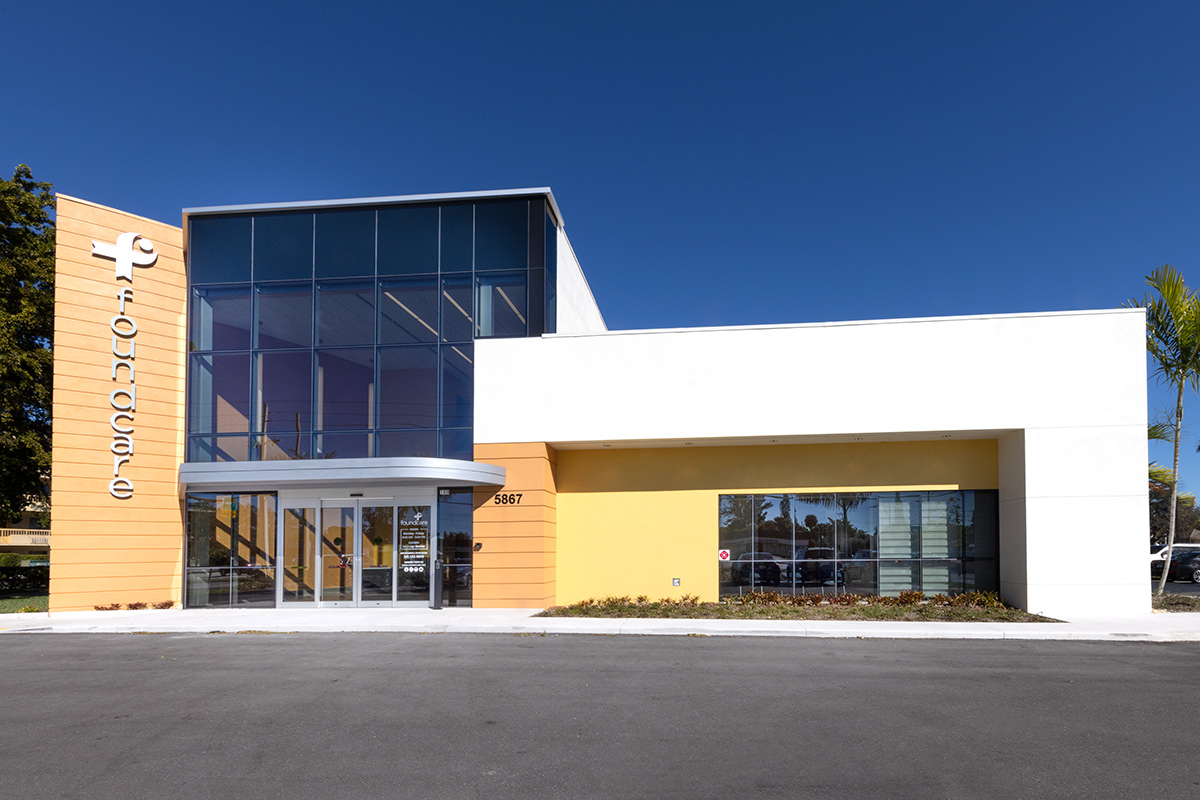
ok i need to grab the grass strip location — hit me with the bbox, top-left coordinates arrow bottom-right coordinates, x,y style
0,595 -> 49,614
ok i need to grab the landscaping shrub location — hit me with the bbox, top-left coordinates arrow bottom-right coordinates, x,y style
537,589 -> 1035,620
0,565 -> 50,594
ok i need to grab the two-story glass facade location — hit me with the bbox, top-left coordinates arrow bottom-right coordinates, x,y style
181,191 -> 558,608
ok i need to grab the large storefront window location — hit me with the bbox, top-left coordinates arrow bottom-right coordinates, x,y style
186,196 -> 557,463
718,491 -> 998,598
185,493 -> 278,608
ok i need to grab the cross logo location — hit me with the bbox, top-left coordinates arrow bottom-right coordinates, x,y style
92,232 -> 158,281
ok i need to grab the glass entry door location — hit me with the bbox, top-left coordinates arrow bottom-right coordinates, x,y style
278,495 -> 433,607
320,503 -> 359,605
360,505 -> 395,604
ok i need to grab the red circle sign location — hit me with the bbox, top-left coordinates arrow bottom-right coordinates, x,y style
718,549 -> 730,561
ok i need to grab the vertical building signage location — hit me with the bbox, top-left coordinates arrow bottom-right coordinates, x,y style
91,233 -> 158,499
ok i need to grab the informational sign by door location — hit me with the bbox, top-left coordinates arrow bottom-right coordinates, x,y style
399,506 -> 430,573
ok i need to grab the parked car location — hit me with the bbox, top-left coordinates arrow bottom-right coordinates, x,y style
1151,549 -> 1200,583
1151,542 -> 1200,560
729,552 -> 782,586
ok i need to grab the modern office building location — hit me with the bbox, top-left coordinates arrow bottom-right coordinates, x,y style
49,189 -> 1149,618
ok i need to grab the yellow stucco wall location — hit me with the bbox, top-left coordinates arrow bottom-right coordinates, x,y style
50,196 -> 186,611
472,442 -> 557,608
555,440 -> 998,605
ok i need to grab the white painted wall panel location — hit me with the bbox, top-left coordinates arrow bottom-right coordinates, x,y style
476,310 -> 1146,444
553,228 -> 606,334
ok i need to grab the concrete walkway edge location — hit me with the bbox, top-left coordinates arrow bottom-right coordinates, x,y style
4,607 -> 1200,641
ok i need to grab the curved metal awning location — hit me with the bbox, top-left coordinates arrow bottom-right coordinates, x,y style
179,457 -> 506,494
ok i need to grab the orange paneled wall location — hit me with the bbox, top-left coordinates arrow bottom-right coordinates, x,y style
50,196 -> 187,611
472,443 -> 557,608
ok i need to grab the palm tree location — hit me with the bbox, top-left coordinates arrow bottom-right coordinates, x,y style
1126,266 -> 1200,596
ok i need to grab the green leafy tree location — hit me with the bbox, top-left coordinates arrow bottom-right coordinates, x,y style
0,165 -> 54,525
1126,266 -> 1200,596
1149,463 -> 1200,545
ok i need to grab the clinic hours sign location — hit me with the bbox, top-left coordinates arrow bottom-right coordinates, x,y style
399,507 -> 430,573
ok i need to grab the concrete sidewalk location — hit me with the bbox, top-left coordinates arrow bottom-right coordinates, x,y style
4,606 -> 1200,641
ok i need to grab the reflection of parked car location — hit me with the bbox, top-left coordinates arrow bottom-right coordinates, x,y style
842,550 -> 877,587
792,547 -> 844,586
1151,549 -> 1200,583
730,553 -> 781,586
454,565 -> 472,588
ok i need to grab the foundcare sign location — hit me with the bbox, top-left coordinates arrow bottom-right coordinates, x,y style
90,232 -> 158,499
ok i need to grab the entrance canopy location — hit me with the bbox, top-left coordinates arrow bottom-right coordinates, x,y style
179,456 -> 506,494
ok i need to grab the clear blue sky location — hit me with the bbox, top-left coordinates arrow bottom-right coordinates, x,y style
4,1 -> 1199,485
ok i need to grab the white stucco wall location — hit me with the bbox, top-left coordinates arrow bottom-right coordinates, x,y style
476,309 -> 1149,618
553,228 -> 606,334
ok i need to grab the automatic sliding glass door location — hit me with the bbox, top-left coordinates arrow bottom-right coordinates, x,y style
321,503 -> 357,605
281,506 -> 318,602
278,494 -> 433,607
360,504 -> 395,605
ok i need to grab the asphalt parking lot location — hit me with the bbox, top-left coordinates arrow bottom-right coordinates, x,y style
2,633 -> 1198,799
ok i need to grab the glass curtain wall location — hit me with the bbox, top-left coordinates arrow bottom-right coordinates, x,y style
186,197 -> 557,464
186,491 -> 473,608
718,490 -> 998,598
185,493 -> 278,607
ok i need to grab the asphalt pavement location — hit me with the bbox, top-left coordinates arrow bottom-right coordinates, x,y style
1,634 -> 1197,799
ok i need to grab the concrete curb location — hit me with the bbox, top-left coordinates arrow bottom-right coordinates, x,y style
4,608 -> 1200,641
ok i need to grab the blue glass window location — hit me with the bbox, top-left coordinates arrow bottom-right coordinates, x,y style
378,205 -> 439,275
254,213 -> 313,281
256,285 -> 313,349
316,281 -> 374,347
476,272 -> 527,338
441,343 -> 473,428
440,205 -> 473,271
316,348 -> 374,430
440,274 -> 473,342
474,200 -> 527,271
315,209 -> 375,279
256,351 -> 313,433
190,285 -> 252,351
378,346 -> 438,429
189,215 -> 251,284
379,278 -> 438,344
189,353 -> 251,434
